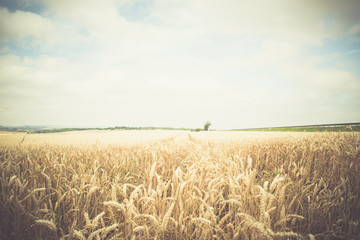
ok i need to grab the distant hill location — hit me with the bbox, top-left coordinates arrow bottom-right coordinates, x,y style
232,122 -> 360,132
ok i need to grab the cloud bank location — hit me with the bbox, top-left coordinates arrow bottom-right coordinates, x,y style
0,0 -> 359,129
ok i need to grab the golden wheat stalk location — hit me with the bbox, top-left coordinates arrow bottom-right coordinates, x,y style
34,219 -> 57,232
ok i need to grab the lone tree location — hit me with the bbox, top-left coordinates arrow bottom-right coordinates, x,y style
204,121 -> 211,131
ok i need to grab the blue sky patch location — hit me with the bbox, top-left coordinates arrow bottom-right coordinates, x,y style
0,0 -> 44,14
117,0 -> 152,22
303,36 -> 360,78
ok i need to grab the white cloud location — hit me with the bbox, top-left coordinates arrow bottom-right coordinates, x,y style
183,0 -> 360,47
0,7 -> 58,46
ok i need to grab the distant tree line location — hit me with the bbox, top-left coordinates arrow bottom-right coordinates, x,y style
0,125 -> 198,133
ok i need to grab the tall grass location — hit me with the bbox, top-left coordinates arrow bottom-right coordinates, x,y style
0,132 -> 359,239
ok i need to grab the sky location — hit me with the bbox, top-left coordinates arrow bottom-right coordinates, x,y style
0,0 -> 360,129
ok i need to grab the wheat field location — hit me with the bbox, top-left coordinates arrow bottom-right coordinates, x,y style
0,130 -> 359,239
